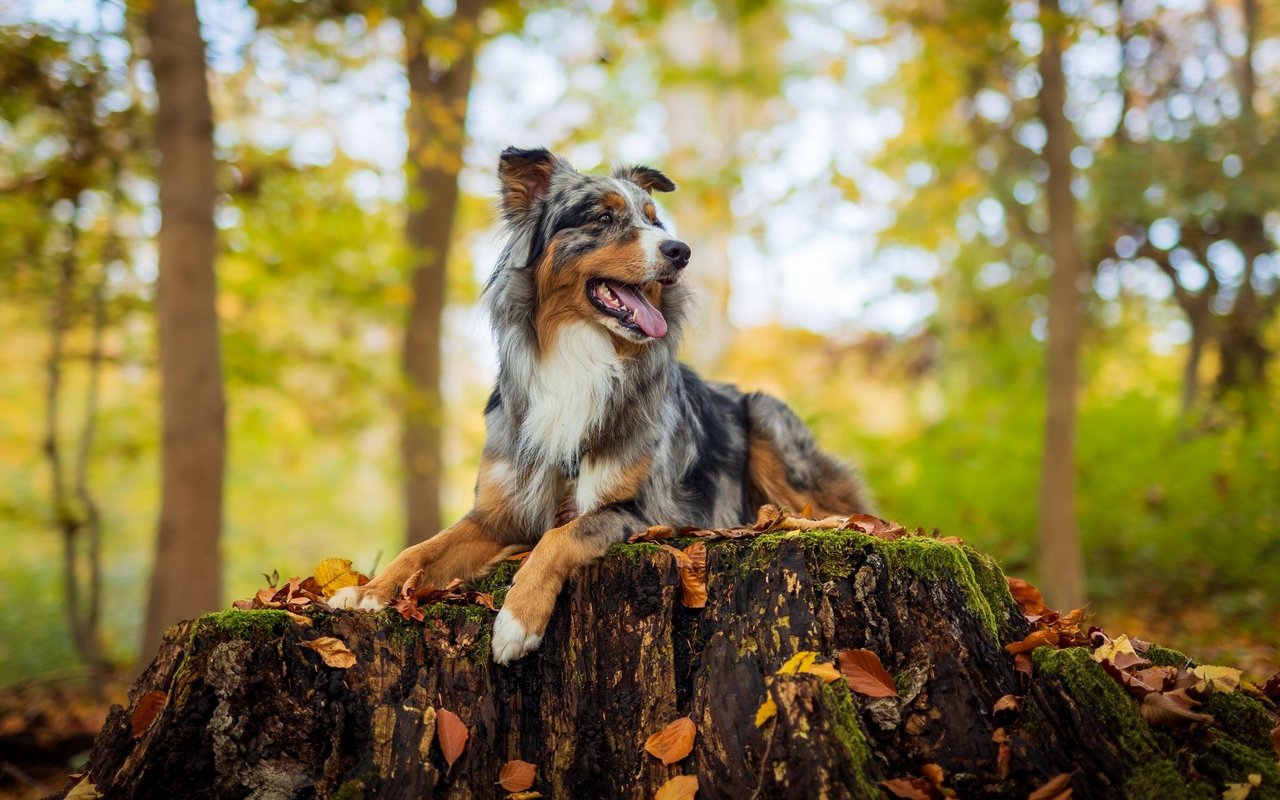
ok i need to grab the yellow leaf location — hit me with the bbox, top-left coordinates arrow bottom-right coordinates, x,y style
66,777 -> 99,798
778,651 -> 819,676
314,558 -> 361,598
1091,634 -> 1137,663
754,696 -> 777,727
1193,665 -> 1242,695
802,661 -> 843,683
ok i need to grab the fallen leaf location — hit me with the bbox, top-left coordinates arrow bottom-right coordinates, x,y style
678,541 -> 708,608
838,649 -> 899,698
879,776 -> 934,799
1013,652 -> 1034,683
644,716 -> 697,765
436,708 -> 469,771
1222,774 -> 1262,800
936,536 -> 965,546
803,661 -> 843,683
921,762 -> 946,790
630,525 -> 676,543
65,776 -> 100,798
992,727 -> 1011,780
300,636 -> 357,669
1092,635 -> 1150,671
1027,772 -> 1074,800
1261,671 -> 1280,702
1099,660 -> 1163,700
1005,577 -> 1049,617
755,696 -> 777,727
1004,628 -> 1059,655
497,759 -> 536,792
654,774 -> 698,800
314,558 -> 365,597
1269,725 -> 1280,759
392,569 -> 426,622
507,793 -> 544,800
779,651 -> 819,675
992,694 -> 1022,725
285,611 -> 312,627
130,691 -> 166,738
1140,691 -> 1214,727
1132,666 -> 1177,691
1192,665 -> 1242,695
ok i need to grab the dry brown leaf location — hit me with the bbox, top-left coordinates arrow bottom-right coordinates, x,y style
1140,692 -> 1215,727
300,636 -> 357,669
644,716 -> 697,765
507,793 -> 544,800
497,759 -> 536,792
285,611 -> 312,627
992,727 -> 1011,780
130,691 -> 166,738
654,774 -> 698,800
921,762 -> 945,789
1004,628 -> 1059,655
679,542 -> 708,608
838,649 -> 898,697
1027,772 -> 1074,800
1268,725 -> 1280,759
1006,577 -> 1049,617
1014,652 -> 1034,683
630,525 -> 676,543
436,708 -> 469,772
879,776 -> 934,799
1261,671 -> 1280,702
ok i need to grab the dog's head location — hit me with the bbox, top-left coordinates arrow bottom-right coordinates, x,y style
496,147 -> 691,348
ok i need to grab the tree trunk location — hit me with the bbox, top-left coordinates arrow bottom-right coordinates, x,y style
67,530 -> 1279,800
140,0 -> 226,662
1034,0 -> 1086,611
400,0 -> 484,545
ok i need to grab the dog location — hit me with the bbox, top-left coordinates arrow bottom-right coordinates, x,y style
330,147 -> 873,663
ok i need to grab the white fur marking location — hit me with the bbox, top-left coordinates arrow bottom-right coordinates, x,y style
575,456 -> 627,515
640,227 -> 669,271
328,586 -> 383,611
492,607 -> 543,664
525,322 -> 622,463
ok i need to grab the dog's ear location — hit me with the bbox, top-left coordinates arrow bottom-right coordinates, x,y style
499,147 -> 567,220
615,164 -> 676,194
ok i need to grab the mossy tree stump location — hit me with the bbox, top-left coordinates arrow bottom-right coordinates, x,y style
71,532 -> 1279,799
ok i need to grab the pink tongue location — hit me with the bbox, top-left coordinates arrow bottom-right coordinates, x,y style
608,281 -> 667,339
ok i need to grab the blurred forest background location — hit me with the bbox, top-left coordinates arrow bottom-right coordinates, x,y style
1,0 -> 1278,766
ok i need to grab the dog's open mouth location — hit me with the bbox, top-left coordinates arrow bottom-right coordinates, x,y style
587,279 -> 668,339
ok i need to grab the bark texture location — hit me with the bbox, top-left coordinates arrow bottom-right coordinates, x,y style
71,531 -> 1279,799
1034,0 -> 1086,611
140,0 -> 226,661
400,0 -> 485,545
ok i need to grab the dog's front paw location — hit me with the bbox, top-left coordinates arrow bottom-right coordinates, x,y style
491,607 -> 544,664
328,584 -> 391,611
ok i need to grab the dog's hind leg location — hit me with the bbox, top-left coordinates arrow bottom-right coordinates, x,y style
744,392 -> 874,517
329,516 -> 521,610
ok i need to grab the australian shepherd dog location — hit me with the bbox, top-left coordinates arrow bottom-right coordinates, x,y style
331,147 -> 872,663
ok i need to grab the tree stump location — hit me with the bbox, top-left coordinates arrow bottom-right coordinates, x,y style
68,530 -> 1280,799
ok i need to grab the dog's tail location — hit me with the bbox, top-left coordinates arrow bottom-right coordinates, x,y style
744,392 -> 875,518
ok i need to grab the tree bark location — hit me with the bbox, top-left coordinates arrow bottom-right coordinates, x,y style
140,0 -> 226,662
1034,0 -> 1086,611
400,0 -> 484,545
70,531 -> 1280,799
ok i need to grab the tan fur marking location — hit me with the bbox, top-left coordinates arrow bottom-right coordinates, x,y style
355,516 -> 516,604
748,434 -> 854,518
596,454 -> 652,506
534,238 -> 652,353
473,455 -> 509,517
643,202 -> 657,223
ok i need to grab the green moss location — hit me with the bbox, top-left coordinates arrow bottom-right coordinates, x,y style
606,541 -> 664,563
1205,692 -> 1277,748
1033,647 -> 1162,760
422,602 -> 493,625
819,681 -> 881,797
1145,644 -> 1191,668
192,609 -> 289,640
331,778 -> 367,800
1193,736 -> 1280,798
1122,760 -> 1214,800
750,529 -> 859,579
468,560 -> 520,607
875,537 -> 1001,639
963,548 -> 1022,637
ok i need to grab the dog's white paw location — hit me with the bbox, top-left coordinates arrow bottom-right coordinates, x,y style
328,586 -> 386,612
491,608 -> 543,664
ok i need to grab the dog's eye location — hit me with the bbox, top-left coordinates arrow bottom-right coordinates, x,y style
595,212 -> 614,226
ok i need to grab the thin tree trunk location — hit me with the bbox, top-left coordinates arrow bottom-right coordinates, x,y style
400,0 -> 484,545
141,0 -> 225,661
1034,0 -> 1086,611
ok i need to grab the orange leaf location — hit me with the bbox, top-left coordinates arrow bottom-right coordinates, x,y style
644,716 -> 697,765
497,759 -> 536,792
1004,628 -> 1059,655
300,636 -> 356,669
679,542 -> 707,608
992,727 -> 1011,780
879,777 -> 933,799
1006,577 -> 1049,617
838,649 -> 898,698
436,708 -> 469,771
130,691 -> 166,737
654,774 -> 698,800
1027,773 -> 1075,800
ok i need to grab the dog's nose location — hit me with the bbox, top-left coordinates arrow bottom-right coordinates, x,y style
660,239 -> 691,269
